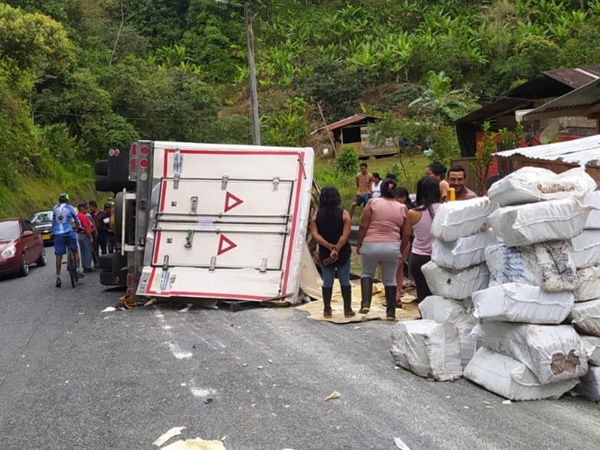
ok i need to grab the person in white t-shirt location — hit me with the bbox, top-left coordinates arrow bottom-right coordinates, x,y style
370,172 -> 382,199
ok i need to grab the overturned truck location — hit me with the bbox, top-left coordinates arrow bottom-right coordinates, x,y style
95,141 -> 315,304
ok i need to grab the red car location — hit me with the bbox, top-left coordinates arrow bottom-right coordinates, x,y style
0,218 -> 46,277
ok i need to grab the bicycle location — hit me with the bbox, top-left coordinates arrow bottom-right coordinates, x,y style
64,232 -> 80,288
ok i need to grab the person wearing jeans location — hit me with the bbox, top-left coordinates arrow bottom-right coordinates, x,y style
310,186 -> 354,319
356,178 -> 411,320
408,176 -> 442,303
76,202 -> 94,273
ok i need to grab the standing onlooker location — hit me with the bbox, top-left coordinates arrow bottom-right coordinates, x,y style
349,162 -> 372,218
88,200 -> 99,265
96,202 -> 114,254
356,178 -> 411,320
370,172 -> 382,199
425,162 -> 450,202
392,186 -> 414,304
76,202 -> 94,273
310,186 -> 354,318
448,165 -> 478,200
408,177 -> 442,303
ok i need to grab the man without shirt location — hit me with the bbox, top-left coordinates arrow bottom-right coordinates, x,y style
448,164 -> 478,200
349,162 -> 372,218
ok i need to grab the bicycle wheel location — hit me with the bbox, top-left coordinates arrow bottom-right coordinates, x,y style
67,248 -> 77,288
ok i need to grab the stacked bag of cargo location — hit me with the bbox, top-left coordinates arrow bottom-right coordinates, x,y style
390,197 -> 498,381
570,190 -> 600,401
464,167 -> 596,401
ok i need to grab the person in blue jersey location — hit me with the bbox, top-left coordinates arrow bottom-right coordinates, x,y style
52,193 -> 84,287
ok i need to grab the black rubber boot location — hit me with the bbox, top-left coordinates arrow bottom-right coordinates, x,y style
385,285 -> 397,320
322,287 -> 333,318
341,285 -> 355,318
359,277 -> 373,314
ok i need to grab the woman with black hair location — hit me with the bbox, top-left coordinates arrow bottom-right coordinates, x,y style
408,176 -> 442,303
356,178 -> 412,320
310,186 -> 354,318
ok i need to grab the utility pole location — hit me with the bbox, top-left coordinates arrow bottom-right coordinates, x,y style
216,0 -> 261,145
244,2 -> 261,145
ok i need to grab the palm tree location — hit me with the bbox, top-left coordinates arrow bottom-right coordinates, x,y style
408,71 -> 477,125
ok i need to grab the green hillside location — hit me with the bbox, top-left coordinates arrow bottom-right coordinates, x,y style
2,0 -> 600,216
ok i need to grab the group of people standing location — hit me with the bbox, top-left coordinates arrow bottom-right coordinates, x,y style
51,194 -> 115,287
310,161 -> 477,320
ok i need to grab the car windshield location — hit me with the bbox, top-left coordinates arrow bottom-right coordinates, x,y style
31,212 -> 52,223
0,221 -> 19,240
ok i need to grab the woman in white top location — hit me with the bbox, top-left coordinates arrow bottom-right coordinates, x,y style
370,172 -> 382,199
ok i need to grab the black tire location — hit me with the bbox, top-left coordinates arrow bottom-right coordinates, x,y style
19,254 -> 29,277
36,247 -> 47,267
98,254 -> 114,270
95,160 -> 108,176
67,249 -> 77,288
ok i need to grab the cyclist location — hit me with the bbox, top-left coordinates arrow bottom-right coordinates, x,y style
52,193 -> 84,287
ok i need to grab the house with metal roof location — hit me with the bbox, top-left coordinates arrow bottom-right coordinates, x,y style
456,66 -> 600,157
314,113 -> 397,158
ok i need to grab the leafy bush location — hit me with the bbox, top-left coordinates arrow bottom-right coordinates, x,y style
335,145 -> 359,176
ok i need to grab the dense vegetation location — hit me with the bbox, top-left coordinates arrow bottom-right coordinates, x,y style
2,0 -> 600,216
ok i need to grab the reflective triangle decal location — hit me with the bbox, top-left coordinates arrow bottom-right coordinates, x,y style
224,191 -> 244,212
217,235 -> 237,256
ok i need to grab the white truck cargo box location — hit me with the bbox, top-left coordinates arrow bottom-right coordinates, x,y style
134,142 -> 314,302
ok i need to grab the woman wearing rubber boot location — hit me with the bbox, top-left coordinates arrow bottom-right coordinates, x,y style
356,178 -> 412,320
408,176 -> 442,303
310,186 -> 354,319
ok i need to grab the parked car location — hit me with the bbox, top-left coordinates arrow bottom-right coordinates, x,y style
0,218 -> 46,277
30,210 -> 54,245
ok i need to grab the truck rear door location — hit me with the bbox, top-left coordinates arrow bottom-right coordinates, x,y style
136,143 -> 314,302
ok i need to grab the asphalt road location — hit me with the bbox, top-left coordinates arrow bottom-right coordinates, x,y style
1,253 -> 599,450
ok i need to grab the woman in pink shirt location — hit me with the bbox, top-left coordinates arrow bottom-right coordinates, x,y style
408,176 -> 442,303
356,178 -> 411,320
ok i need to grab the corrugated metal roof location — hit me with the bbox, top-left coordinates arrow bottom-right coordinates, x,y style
543,66 -> 600,88
456,66 -> 600,125
326,113 -> 379,131
524,78 -> 600,121
494,133 -> 600,166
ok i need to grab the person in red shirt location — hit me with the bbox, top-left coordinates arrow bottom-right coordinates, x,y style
76,202 -> 94,272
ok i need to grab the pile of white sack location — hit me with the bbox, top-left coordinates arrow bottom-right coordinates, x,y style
391,166 -> 600,401
390,197 -> 498,381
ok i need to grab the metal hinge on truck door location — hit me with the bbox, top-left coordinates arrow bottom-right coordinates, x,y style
272,177 -> 280,191
190,196 -> 198,214
185,230 -> 194,248
173,149 -> 182,189
221,175 -> 229,190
